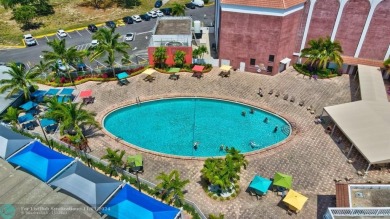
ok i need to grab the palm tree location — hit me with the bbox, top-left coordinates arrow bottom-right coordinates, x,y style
89,28 -> 130,75
43,39 -> 84,86
197,45 -> 208,59
101,148 -> 125,177
0,62 -> 40,100
209,213 -> 224,219
155,170 -> 190,205
1,107 -> 20,128
153,46 -> 168,69
174,50 -> 186,68
32,60 -> 51,81
300,36 -> 343,70
44,100 -> 100,138
172,3 -> 186,16
226,147 -> 248,170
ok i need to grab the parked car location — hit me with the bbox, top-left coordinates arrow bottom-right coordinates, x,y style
23,34 -> 37,46
56,60 -> 67,72
76,63 -> 87,71
147,11 -> 157,18
140,14 -> 151,21
90,39 -> 99,47
160,8 -> 172,15
154,0 -> 162,8
185,2 -> 196,9
155,10 -> 164,17
87,24 -> 98,32
105,21 -> 116,28
132,15 -> 142,22
192,0 -> 204,6
57,30 -> 67,37
125,33 -> 134,41
123,16 -> 134,24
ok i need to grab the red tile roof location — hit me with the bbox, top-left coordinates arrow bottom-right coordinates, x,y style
342,56 -> 384,68
220,0 -> 306,9
335,183 -> 350,207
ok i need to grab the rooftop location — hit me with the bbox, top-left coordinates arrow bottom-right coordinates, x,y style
154,18 -> 192,35
220,0 -> 306,9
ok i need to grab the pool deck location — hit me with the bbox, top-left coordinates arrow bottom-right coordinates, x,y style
39,67 -> 390,219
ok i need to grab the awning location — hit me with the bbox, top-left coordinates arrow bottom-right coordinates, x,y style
17,113 -> 34,124
220,65 -> 232,72
100,184 -> 180,219
168,68 -> 180,73
0,125 -> 33,159
79,90 -> 92,98
19,101 -> 38,111
45,88 -> 60,96
192,65 -> 204,72
31,90 -> 47,98
142,69 -> 156,75
59,88 -> 74,96
248,175 -> 272,195
117,72 -> 129,80
357,64 -> 388,102
49,161 -> 121,209
283,189 -> 308,212
273,172 -> 293,189
7,140 -> 74,182
280,58 -> 291,64
40,119 -> 57,128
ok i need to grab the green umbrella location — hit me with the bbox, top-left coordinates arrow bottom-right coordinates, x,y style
273,172 -> 293,189
127,154 -> 143,167
168,68 -> 180,73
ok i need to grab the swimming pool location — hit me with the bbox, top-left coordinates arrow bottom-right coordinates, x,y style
103,98 -> 291,157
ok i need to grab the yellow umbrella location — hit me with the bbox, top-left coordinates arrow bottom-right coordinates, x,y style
143,68 -> 156,75
220,65 -> 232,72
282,189 -> 308,213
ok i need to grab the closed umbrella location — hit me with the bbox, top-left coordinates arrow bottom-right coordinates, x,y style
273,172 -> 293,189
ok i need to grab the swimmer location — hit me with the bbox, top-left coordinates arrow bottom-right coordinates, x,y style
220,145 -> 224,151
273,126 -> 278,133
225,146 -> 229,152
194,142 -> 199,150
242,111 -> 246,117
250,108 -> 254,114
264,117 -> 269,123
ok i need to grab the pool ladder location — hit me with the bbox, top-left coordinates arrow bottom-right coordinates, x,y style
136,97 -> 141,105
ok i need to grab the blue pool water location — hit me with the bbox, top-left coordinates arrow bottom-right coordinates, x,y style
103,98 -> 290,157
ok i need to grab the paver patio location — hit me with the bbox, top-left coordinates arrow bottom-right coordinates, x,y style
39,67 -> 390,219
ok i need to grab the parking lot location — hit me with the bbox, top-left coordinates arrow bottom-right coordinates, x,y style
0,6 -> 215,70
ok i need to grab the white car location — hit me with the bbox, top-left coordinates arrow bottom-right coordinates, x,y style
147,11 -> 157,18
155,10 -> 164,17
56,60 -> 67,71
125,33 -> 134,41
91,39 -> 99,47
23,34 -> 37,46
57,30 -> 67,37
131,15 -> 142,22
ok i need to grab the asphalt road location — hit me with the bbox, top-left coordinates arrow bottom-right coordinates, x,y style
0,6 -> 215,69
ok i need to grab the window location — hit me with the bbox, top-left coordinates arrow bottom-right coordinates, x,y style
267,66 -> 273,72
268,55 -> 275,62
250,58 -> 256,65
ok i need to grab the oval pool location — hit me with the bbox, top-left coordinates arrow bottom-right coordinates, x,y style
103,98 -> 291,157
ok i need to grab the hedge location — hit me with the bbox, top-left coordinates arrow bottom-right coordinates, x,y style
293,64 -> 339,79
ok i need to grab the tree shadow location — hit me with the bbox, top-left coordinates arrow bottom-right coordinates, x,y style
21,22 -> 44,31
317,195 -> 335,219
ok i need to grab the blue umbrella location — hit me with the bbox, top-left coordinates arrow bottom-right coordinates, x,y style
45,88 -> 60,96
117,72 -> 129,80
19,101 -> 38,111
17,113 -> 34,124
59,88 -> 74,96
249,175 -> 272,195
40,119 -> 57,128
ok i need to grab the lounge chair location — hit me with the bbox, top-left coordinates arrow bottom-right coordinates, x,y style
307,105 -> 312,111
268,89 -> 274,95
290,96 -> 295,102
283,94 -> 289,100
275,91 -> 280,97
310,108 -> 316,114
299,100 -> 305,106
258,88 -> 263,97
83,97 -> 95,105
192,72 -> 203,79
169,74 -> 179,80
144,75 -> 156,82
118,78 -> 129,86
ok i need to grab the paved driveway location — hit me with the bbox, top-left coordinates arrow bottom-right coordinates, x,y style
38,68 -> 390,219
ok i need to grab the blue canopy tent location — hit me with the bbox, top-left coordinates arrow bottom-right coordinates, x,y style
49,161 -> 121,209
0,125 -> 33,159
45,88 -> 60,96
40,119 -> 57,128
7,140 -> 74,182
17,113 -> 34,124
31,90 -> 47,98
19,101 -> 38,111
248,175 -> 272,195
59,88 -> 74,96
101,184 -> 180,219
116,72 -> 129,80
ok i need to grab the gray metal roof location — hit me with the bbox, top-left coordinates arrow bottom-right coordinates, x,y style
0,125 -> 32,159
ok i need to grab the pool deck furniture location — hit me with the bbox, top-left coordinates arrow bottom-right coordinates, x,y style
144,75 -> 156,82
269,89 -> 274,95
192,72 -> 203,79
219,70 -> 230,77
192,65 -> 205,79
169,74 -> 179,80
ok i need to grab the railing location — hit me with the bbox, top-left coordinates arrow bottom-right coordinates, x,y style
48,136 -> 207,219
324,207 -> 390,218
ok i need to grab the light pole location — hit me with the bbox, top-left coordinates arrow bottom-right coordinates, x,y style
35,116 -> 52,149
